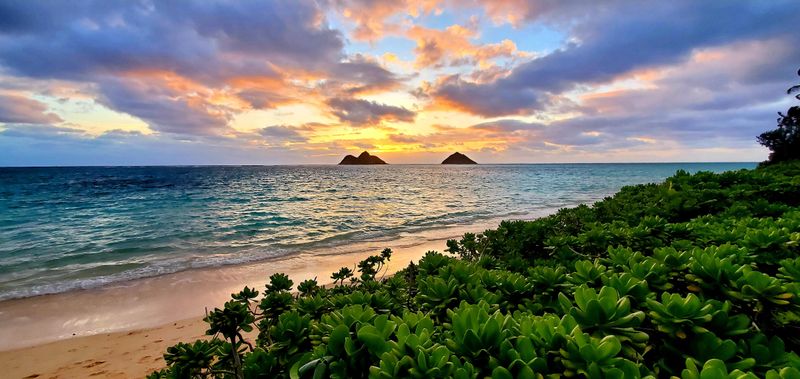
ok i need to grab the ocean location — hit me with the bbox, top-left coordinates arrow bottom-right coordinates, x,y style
0,163 -> 755,301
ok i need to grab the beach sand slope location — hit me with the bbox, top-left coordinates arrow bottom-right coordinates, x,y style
1,317 -> 206,378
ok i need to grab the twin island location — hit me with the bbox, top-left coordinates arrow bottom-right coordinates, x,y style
339,151 -> 477,165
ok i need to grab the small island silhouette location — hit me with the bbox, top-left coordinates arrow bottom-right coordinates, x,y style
339,151 -> 387,165
442,152 -> 477,164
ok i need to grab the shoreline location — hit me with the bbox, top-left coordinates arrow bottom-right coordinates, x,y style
0,207 -> 566,378
0,237 -> 454,379
0,231 -> 449,349
0,210 -> 543,303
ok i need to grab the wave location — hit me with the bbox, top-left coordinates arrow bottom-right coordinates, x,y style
1,164 -> 753,301
0,207 -> 567,301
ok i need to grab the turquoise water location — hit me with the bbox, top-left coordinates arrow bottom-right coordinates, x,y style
0,163 -> 755,300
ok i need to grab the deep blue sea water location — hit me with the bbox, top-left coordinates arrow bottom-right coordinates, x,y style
0,163 -> 755,300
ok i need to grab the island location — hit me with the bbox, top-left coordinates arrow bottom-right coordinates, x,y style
441,152 -> 477,164
339,151 -> 387,165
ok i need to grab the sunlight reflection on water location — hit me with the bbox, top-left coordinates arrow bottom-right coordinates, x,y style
0,162 -> 755,299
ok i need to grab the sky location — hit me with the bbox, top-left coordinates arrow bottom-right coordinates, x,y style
0,0 -> 798,165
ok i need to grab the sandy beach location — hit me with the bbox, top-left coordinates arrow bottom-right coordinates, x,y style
0,243 -> 441,378
0,212 -> 553,379
0,240 -> 442,378
0,317 -> 209,378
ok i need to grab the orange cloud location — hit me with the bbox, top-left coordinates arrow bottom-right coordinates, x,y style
334,0 -> 443,41
466,0 -> 531,26
381,123 -> 528,152
407,24 -> 523,69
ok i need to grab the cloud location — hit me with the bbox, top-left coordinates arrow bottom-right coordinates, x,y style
328,55 -> 402,95
0,123 -> 318,166
237,90 -> 294,110
471,119 -> 544,133
0,94 -> 62,124
0,0 -> 792,163
259,125 -> 308,142
0,1 -> 342,82
461,0 -> 616,26
327,98 -> 416,126
328,0 -> 442,41
95,76 -> 234,136
422,1 -> 800,117
0,0 -> 402,136
388,133 -> 421,144
458,102 -> 778,155
422,74 -> 547,117
554,37 -> 800,150
405,74 -> 781,156
0,123 -> 85,140
407,24 -> 523,69
580,46 -> 796,117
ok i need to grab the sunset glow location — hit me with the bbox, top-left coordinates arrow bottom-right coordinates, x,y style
1,1 -> 797,165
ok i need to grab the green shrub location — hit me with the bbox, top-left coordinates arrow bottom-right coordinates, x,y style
151,162 -> 800,378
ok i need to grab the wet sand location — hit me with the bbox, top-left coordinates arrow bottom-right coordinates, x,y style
0,238 -> 447,378
0,209 -> 560,378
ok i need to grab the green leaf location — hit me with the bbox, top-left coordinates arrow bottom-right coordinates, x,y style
357,326 -> 388,355
596,336 -> 622,361
483,317 -> 501,345
699,359 -> 728,379
464,329 -> 482,355
492,366 -> 513,379
312,363 -> 327,379
417,349 -> 428,372
329,325 -> 349,356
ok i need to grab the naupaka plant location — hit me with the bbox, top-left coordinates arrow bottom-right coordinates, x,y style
151,160 -> 800,378
559,285 -> 648,358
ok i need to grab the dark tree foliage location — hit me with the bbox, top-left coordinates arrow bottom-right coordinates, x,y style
758,69 -> 800,164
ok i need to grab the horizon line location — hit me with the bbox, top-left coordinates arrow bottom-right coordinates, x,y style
0,161 -> 760,168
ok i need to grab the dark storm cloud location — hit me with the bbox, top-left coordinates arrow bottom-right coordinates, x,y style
427,0 -> 800,117
327,98 -> 416,126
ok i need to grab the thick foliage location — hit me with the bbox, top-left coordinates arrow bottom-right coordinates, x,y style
758,68 -> 800,165
150,163 -> 800,378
